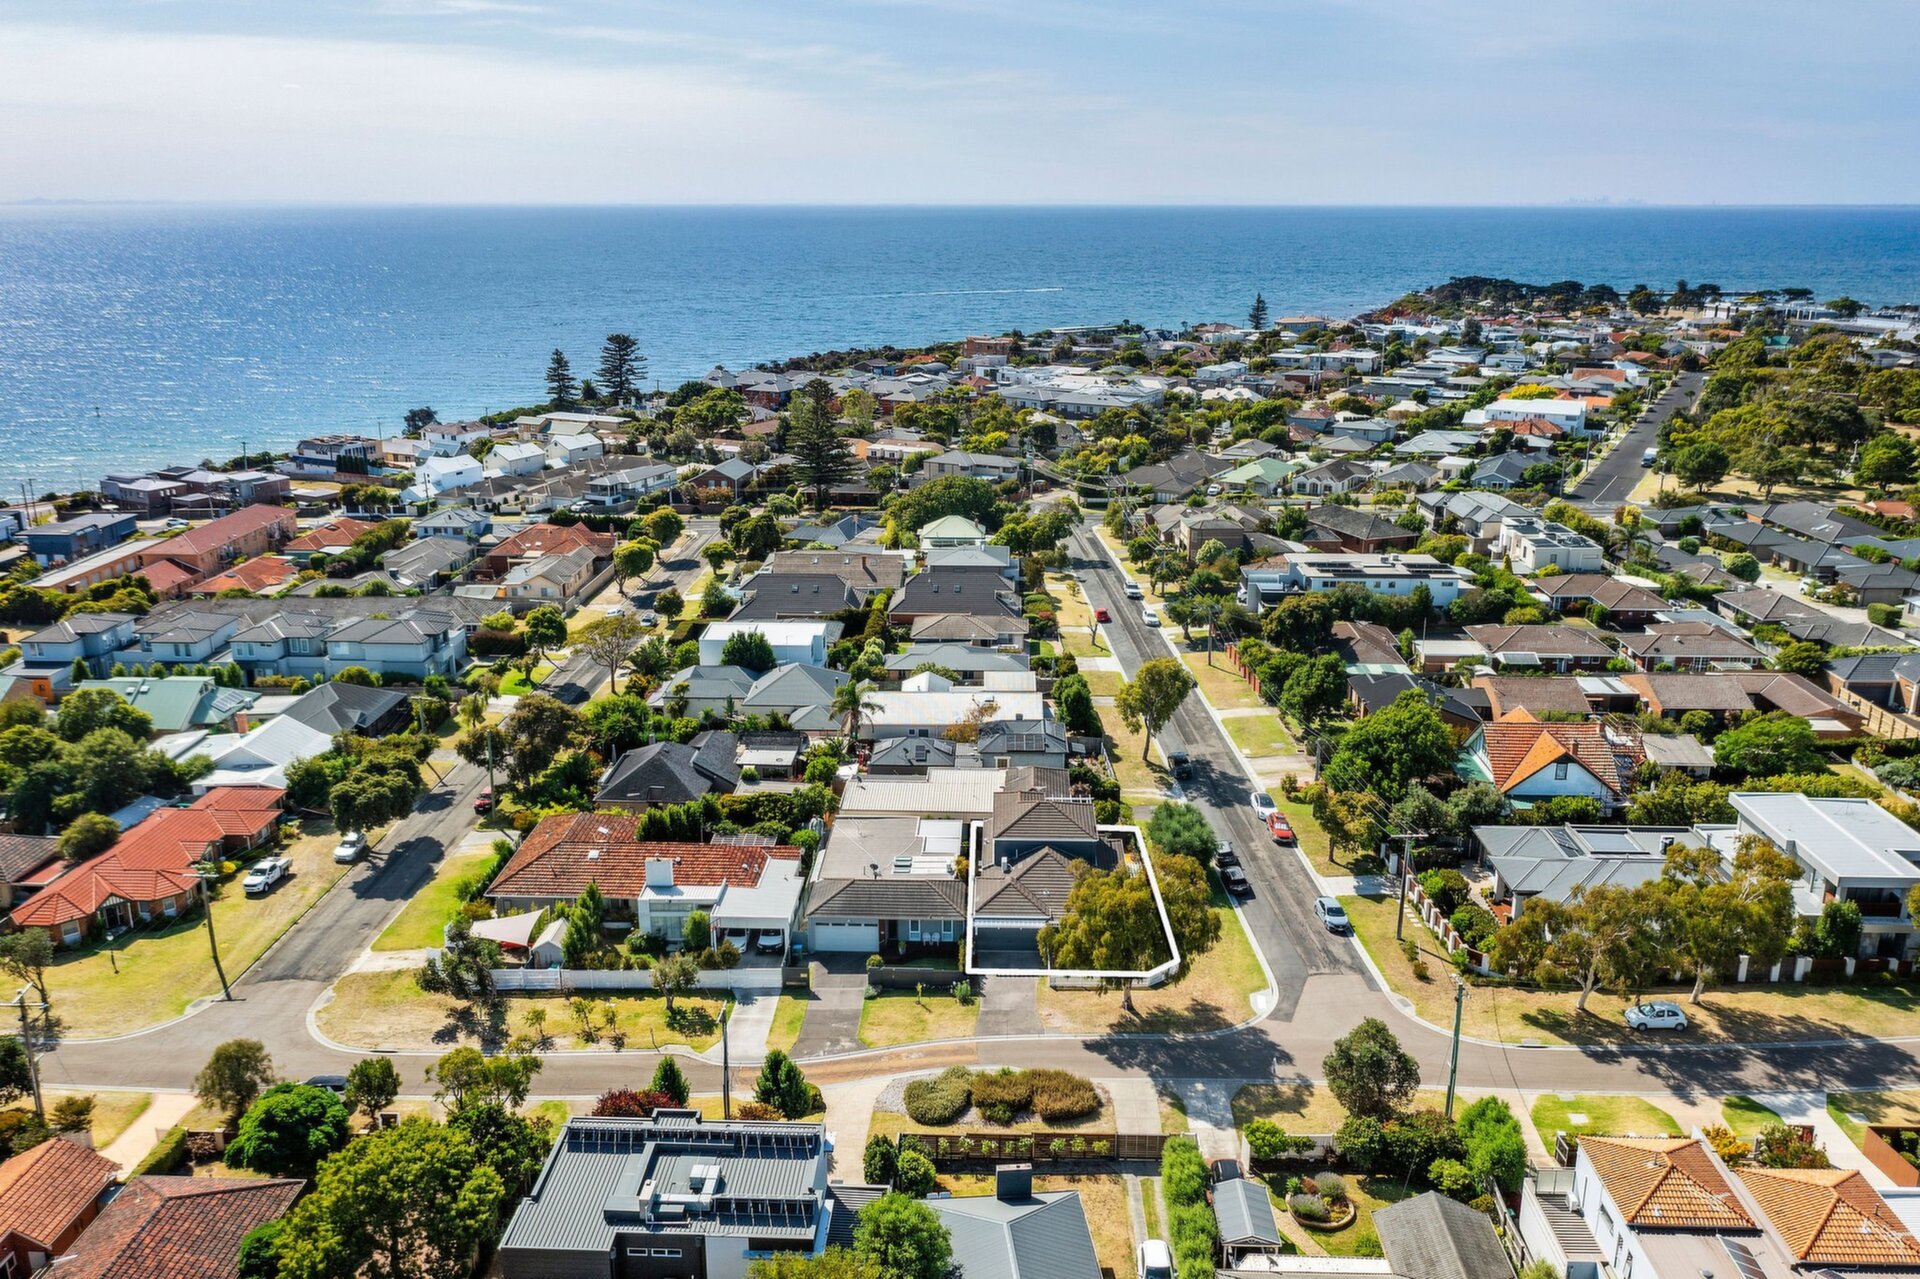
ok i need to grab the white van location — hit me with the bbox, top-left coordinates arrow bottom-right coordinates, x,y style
1641,447 -> 1658,467
1122,580 -> 1143,600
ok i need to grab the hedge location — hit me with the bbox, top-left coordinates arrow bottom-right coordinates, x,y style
131,1126 -> 189,1176
970,1070 -> 1035,1125
904,1067 -> 972,1126
1161,1138 -> 1219,1279
1028,1069 -> 1099,1123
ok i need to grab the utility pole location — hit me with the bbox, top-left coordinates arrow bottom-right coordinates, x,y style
1444,976 -> 1468,1119
1386,834 -> 1420,940
4,988 -> 46,1121
720,1004 -> 732,1120
195,867 -> 233,1001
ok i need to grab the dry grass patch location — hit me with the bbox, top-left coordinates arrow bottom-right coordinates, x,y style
1181,653 -> 1265,710
318,971 -> 729,1052
5,1090 -> 152,1148
1079,669 -> 1124,698
1037,899 -> 1263,1035
1828,1089 -> 1920,1148
858,990 -> 981,1048
1225,714 -> 1297,759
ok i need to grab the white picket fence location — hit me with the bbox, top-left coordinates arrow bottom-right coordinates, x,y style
488,966 -> 788,993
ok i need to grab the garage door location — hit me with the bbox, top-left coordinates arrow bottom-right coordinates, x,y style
810,920 -> 879,953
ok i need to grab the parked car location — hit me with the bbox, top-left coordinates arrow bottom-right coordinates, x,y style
1094,606 -> 1111,623
1167,751 -> 1193,780
1214,841 -> 1238,868
1137,1241 -> 1173,1279
1223,866 -> 1253,897
473,786 -> 494,815
1267,811 -> 1295,844
1250,790 -> 1278,820
1625,1000 -> 1690,1032
1123,580 -> 1144,600
304,1075 -> 349,1096
163,517 -> 189,531
1142,606 -> 1160,627
1208,1158 -> 1242,1185
1313,897 -> 1350,934
754,929 -> 785,955
331,831 -> 368,864
241,856 -> 292,894
723,928 -> 752,953
640,610 -> 659,627
605,603 -> 626,617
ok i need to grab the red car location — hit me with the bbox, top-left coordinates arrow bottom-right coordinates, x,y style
1094,607 -> 1111,622
1267,811 -> 1295,844
474,786 -> 494,815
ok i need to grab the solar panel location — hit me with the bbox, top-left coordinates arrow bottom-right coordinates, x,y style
1722,1238 -> 1769,1279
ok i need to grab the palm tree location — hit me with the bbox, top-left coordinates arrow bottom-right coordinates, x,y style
831,679 -> 882,748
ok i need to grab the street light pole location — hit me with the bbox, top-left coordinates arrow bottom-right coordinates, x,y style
1444,976 -> 1468,1119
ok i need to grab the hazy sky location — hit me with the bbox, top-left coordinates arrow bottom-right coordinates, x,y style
3,1 -> 1917,205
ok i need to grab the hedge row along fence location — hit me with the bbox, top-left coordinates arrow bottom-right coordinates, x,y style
897,1131 -> 1168,1164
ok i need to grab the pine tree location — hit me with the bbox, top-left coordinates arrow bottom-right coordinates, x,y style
1248,293 -> 1269,331
788,382 -> 857,510
650,1057 -> 690,1106
544,349 -> 577,408
598,334 -> 645,405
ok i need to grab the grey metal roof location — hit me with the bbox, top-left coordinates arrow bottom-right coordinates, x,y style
929,1190 -> 1102,1279
1213,1178 -> 1282,1246
1372,1191 -> 1511,1279
279,681 -> 410,734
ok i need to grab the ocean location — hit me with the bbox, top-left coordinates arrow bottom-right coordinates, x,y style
2,204 -> 1918,495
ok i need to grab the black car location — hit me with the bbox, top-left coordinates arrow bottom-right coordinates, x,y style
1214,841 -> 1239,868
304,1075 -> 349,1096
1168,751 -> 1193,780
1222,866 -> 1252,897
1208,1158 -> 1242,1184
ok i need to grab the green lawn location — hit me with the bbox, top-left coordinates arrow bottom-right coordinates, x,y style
1722,1095 -> 1783,1138
1181,653 -> 1265,710
765,994 -> 809,1055
498,663 -> 557,697
1225,714 -> 1297,759
1531,1095 -> 1681,1143
7,1090 -> 152,1148
1827,1089 -> 1920,1149
857,990 -> 980,1048
372,850 -> 497,951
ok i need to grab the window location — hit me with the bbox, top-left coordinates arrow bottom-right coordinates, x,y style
1553,761 -> 1568,780
652,1249 -> 682,1258
1598,1204 -> 1616,1240
907,920 -> 921,941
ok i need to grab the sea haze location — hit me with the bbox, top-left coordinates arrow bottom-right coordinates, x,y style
1,204 -> 1917,493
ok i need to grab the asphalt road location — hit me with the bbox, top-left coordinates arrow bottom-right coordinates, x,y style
1567,370 -> 1704,509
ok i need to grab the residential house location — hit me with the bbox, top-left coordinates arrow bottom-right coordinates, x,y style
1530,573 -> 1668,623
784,512 -> 883,549
1642,732 -> 1715,776
485,441 -> 547,477
8,806 -> 233,945
1124,451 -> 1233,502
44,1175 -> 302,1279
1617,622 -> 1766,672
1373,459 -> 1441,491
124,607 -> 242,668
282,433 -> 379,477
648,665 -> 758,720
861,675 -> 1047,743
919,515 -> 990,548
1464,623 -> 1617,672
804,815 -> 969,955
685,457 -> 761,499
582,462 -> 681,511
1467,451 -> 1534,490
826,1169 -> 1101,1279
1621,671 -> 1864,737
20,513 -> 138,566
729,575 -> 862,624
276,680 -> 412,736
1240,553 -> 1473,610
1290,457 -> 1372,497
73,676 -> 257,735
1827,652 -> 1920,712
486,814 -> 804,948
1493,516 -> 1606,574
407,453 -> 485,501
1371,1192 -> 1512,1279
281,517 -> 378,564
1472,673 -> 1638,719
0,1136 -> 120,1277
1476,823 -> 1703,916
1460,707 -> 1641,813
193,554 -> 297,596
497,1113 -> 838,1279
738,664 -> 849,733
11,612 -> 139,697
412,506 -> 493,542
972,783 -> 1116,957
756,551 -> 907,601
1331,620 -> 1409,671
502,546 -> 597,611
133,504 -> 297,592
881,644 -> 1030,684
541,434 -> 602,469
697,621 -> 831,668
1731,791 -> 1920,957
888,567 -> 1020,626
1216,456 -> 1302,495
229,605 -> 468,683
976,718 -> 1072,769
921,451 -> 1022,485
1347,673 -> 1484,737
0,835 -> 61,915
1416,490 -> 1533,549
1302,505 -> 1420,554
924,544 -> 1017,581
382,535 -> 473,589
480,523 -> 615,578
596,732 -> 741,809
865,736 -> 972,773
1471,395 -> 1588,433
100,471 -> 189,515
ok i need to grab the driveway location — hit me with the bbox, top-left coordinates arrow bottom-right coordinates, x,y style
977,975 -> 1041,1037
790,962 -> 868,1058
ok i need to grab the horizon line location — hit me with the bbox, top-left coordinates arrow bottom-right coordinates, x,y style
6,199 -> 1920,212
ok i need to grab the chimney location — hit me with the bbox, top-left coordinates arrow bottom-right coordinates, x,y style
995,1164 -> 1032,1202
645,857 -> 674,888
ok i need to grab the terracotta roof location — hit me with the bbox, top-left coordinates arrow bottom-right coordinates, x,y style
488,813 -> 799,901
189,786 -> 286,813
1479,708 -> 1632,797
0,1137 -> 118,1251
488,522 -> 614,563
282,517 -> 378,554
137,503 -> 292,560
195,555 -> 297,595
1580,1136 -> 1752,1230
1737,1166 -> 1920,1266
9,809 -> 227,929
136,559 -> 201,595
47,1174 -> 301,1279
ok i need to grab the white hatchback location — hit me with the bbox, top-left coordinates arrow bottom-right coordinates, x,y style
1624,1000 -> 1689,1032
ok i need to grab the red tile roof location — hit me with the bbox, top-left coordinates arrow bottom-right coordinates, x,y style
195,555 -> 296,595
1581,1136 -> 1752,1230
488,522 -> 614,563
1479,707 -> 1633,798
136,504 -> 293,561
282,517 -> 378,554
489,813 -> 799,901
10,809 -> 227,929
47,1175 -> 300,1279
0,1138 -> 118,1251
136,559 -> 201,596
1738,1166 -> 1920,1266
189,786 -> 286,813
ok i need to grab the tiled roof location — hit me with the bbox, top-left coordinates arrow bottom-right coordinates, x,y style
137,559 -> 201,595
1581,1136 -> 1752,1230
1479,708 -> 1631,797
10,809 -> 228,928
195,554 -> 297,595
974,847 -> 1083,919
139,503 -> 292,559
1464,624 -> 1615,658
991,790 -> 1098,844
488,522 -> 614,562
1737,1166 -> 1920,1266
807,876 -> 967,919
46,1174 -> 301,1279
488,814 -> 799,901
0,834 -> 60,884
283,517 -> 378,553
0,1137 -> 118,1250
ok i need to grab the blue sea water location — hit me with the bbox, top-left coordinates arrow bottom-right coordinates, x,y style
1,204 -> 1918,494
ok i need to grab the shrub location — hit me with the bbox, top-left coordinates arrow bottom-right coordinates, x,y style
864,1134 -> 898,1186
1417,868 -> 1470,915
131,1126 -> 188,1175
1288,1192 -> 1330,1222
903,1067 -> 972,1126
1161,1135 -> 1209,1208
1869,602 -> 1903,627
1351,1231 -> 1384,1259
970,1069 -> 1035,1125
894,1147 -> 937,1197
1448,902 -> 1498,949
1428,1156 -> 1475,1199
1028,1069 -> 1100,1123
1314,1172 -> 1346,1202
734,1100 -> 784,1121
1245,1118 -> 1313,1164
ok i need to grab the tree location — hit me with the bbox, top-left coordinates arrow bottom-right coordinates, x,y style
195,1039 -> 277,1123
1657,838 -> 1797,1003
893,1148 -> 936,1197
56,812 -> 118,861
755,1050 -> 816,1119
1321,689 -> 1456,802
656,587 -> 685,623
651,1056 -> 691,1106
418,917 -> 502,1004
226,1082 -> 352,1176
275,1118 -> 505,1279
598,333 -> 645,405
654,952 -> 700,1012
1672,441 -> 1730,489
1248,293 -> 1269,331
544,349 -> 577,408
523,605 -> 568,667
1311,787 -> 1384,865
832,678 -> 882,745
1053,673 -> 1100,735
403,406 -> 438,432
1322,1018 -> 1421,1121
854,1193 -> 952,1279
1038,855 -> 1219,1011
1279,654 -> 1347,728
731,512 -> 786,562
447,1101 -> 556,1201
1145,803 -> 1216,863
1724,551 -> 1761,582
642,508 -> 685,547
576,614 -> 646,695
721,629 -> 778,673
345,1056 -> 401,1123
1769,640 -> 1825,678
1457,1096 -> 1529,1192
237,1222 -> 285,1279
1115,658 -> 1196,760
1858,433 -> 1917,489
481,692 -> 586,789
1713,711 -> 1823,778
1489,884 -> 1659,1011
428,1043 -> 542,1113
1738,438 -> 1801,500
682,908 -> 711,952
864,1133 -> 899,1186
0,1037 -> 31,1108
613,540 -> 655,591
790,388 -> 860,509
749,1250 -> 883,1279
55,687 -> 152,742
0,931 -> 52,1015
